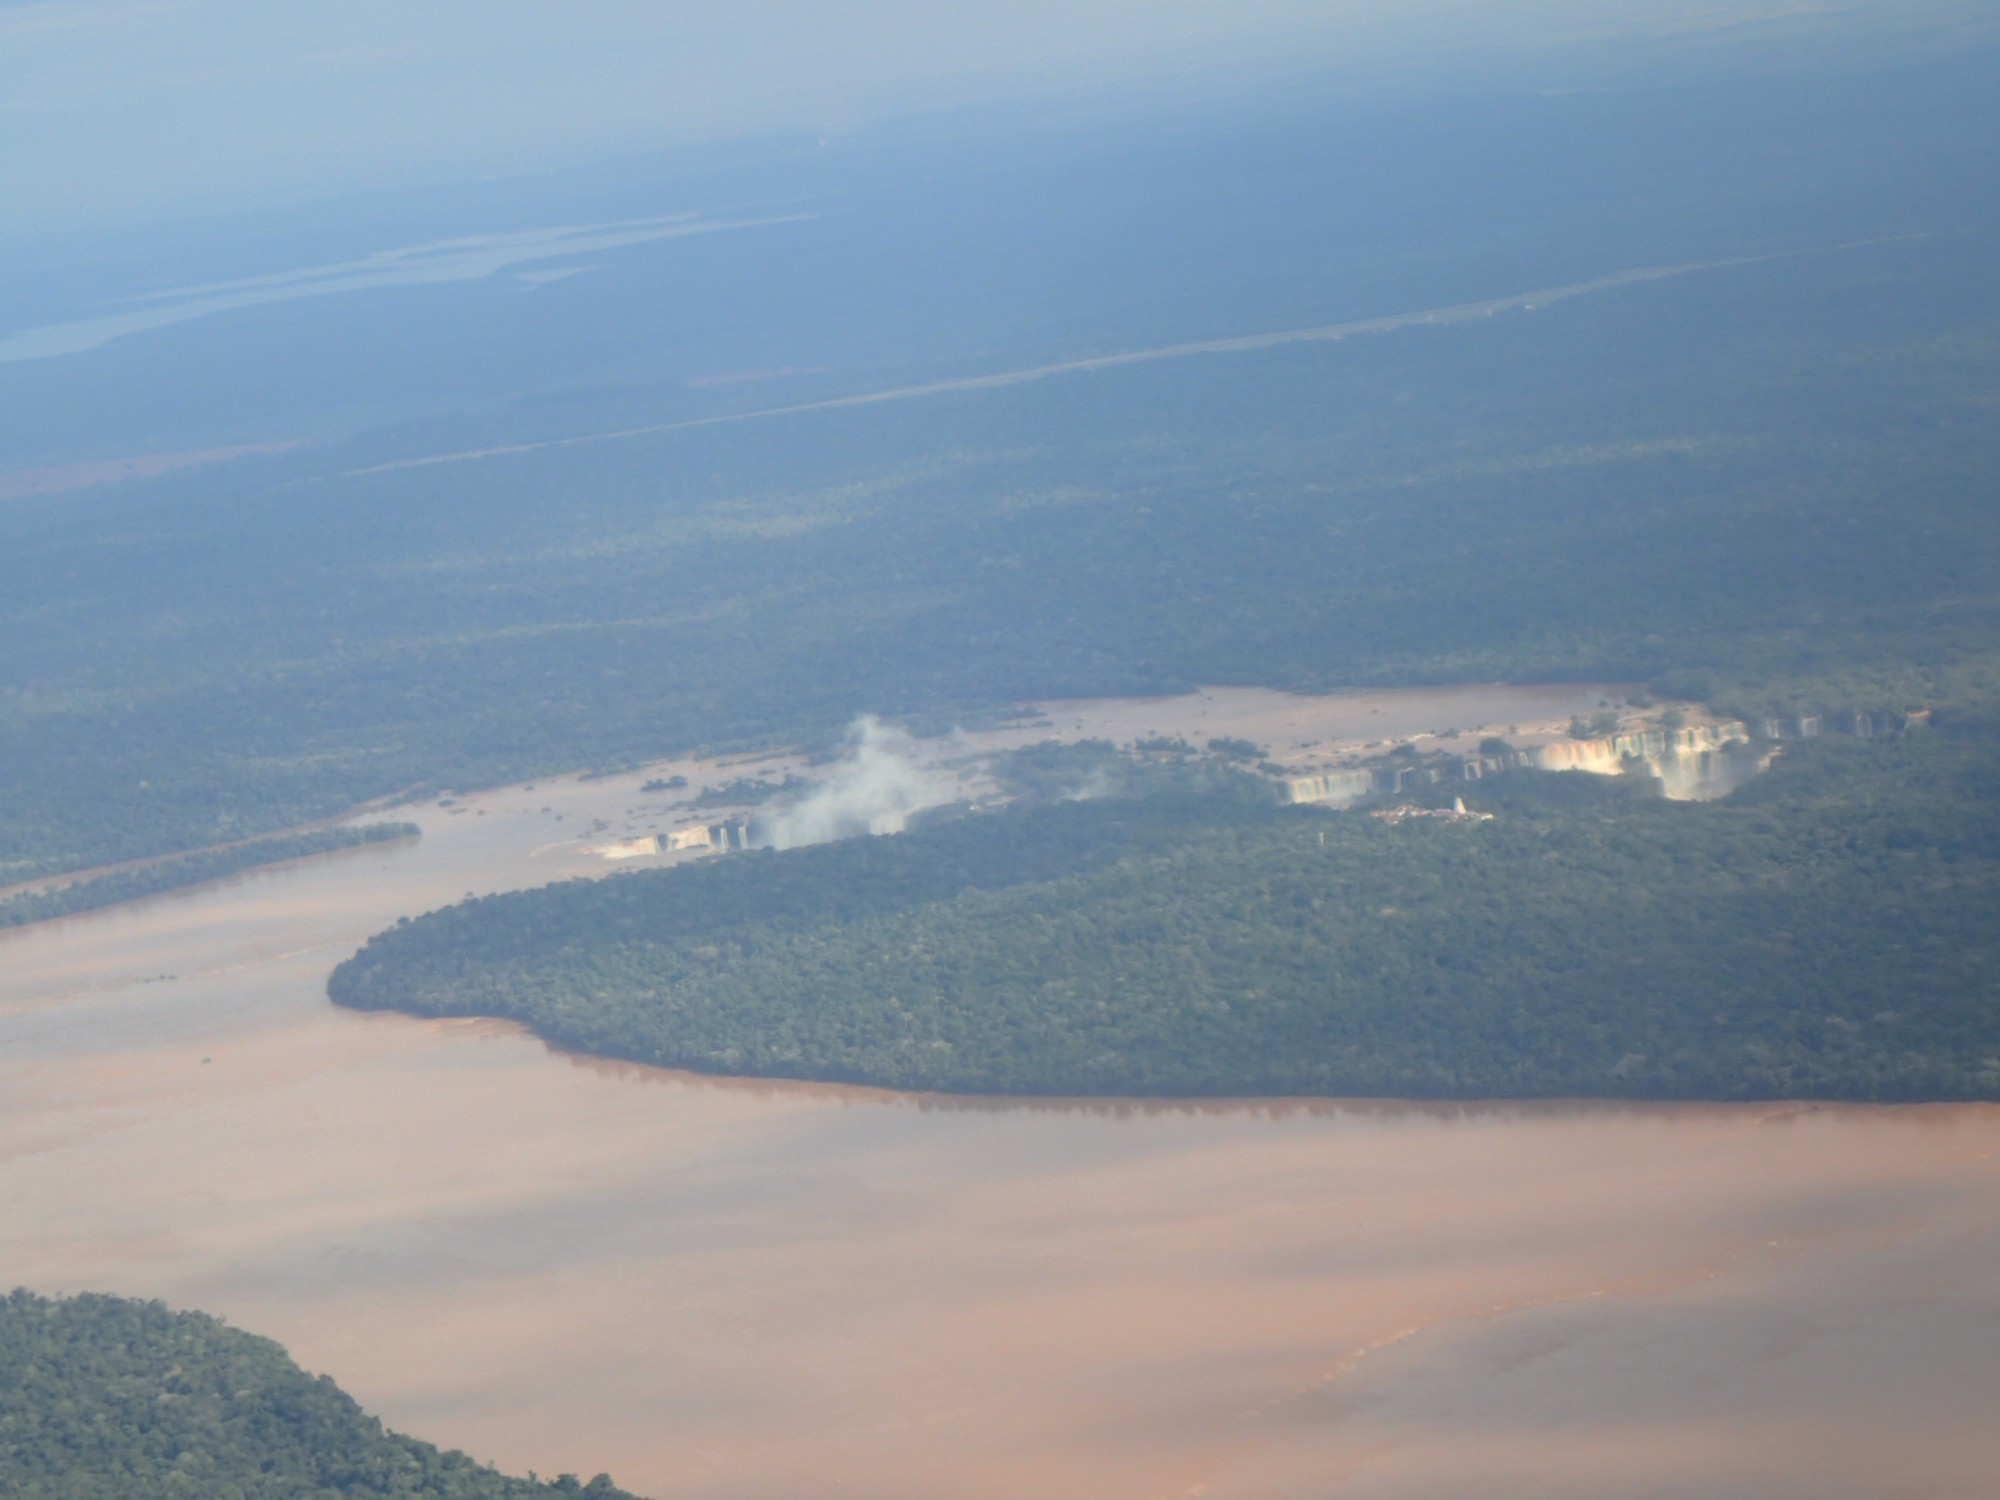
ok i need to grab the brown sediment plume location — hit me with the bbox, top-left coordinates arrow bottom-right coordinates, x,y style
2,682 -> 1997,1499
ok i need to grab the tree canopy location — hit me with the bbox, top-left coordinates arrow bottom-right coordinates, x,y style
0,1291 -> 637,1500
332,731 -> 2000,1101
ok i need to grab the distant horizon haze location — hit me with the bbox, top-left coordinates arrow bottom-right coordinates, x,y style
2,0 -> 1992,245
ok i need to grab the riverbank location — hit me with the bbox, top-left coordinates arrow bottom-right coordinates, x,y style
6,683 -> 1997,1499
331,729 -> 2000,1101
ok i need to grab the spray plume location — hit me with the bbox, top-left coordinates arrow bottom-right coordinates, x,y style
754,716 -> 958,851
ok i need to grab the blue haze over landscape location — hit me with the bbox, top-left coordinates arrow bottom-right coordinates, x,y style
5,3 -> 2000,1496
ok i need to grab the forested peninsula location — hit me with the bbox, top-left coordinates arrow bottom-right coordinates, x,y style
330,729 -> 2000,1101
0,823 -> 418,932
0,1291 -> 635,1499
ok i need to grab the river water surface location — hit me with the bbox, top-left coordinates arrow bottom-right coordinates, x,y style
4,685 -> 1997,1500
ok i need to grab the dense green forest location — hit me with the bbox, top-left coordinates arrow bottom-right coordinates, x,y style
0,824 -> 418,931
3,40 -> 1998,885
330,729 -> 2000,1101
0,1291 -> 635,1499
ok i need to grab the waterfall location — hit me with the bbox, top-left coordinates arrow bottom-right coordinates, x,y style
1282,720 -> 1775,807
1280,770 -> 1378,809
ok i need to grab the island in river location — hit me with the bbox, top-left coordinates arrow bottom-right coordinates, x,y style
329,692 -> 2000,1101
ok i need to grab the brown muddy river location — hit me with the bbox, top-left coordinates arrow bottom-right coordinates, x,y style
4,684 -> 1997,1500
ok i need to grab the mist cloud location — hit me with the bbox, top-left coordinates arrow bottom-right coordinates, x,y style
754,716 -> 957,851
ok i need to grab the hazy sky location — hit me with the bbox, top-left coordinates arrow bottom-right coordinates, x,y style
0,0 -> 1970,243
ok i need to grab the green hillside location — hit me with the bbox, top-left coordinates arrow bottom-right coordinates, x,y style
0,1291 -> 638,1500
